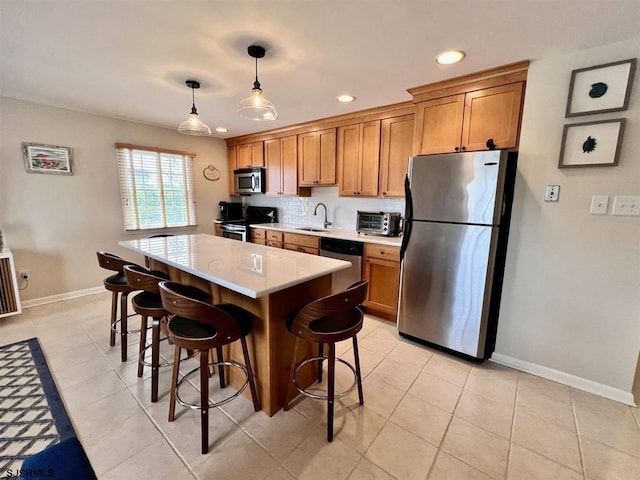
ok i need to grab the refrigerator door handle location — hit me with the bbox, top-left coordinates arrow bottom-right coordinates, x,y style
400,174 -> 413,261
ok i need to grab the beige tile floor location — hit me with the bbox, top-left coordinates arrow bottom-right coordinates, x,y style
2,292 -> 639,480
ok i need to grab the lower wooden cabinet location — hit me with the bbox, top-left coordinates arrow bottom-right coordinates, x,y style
283,233 -> 320,255
251,228 -> 266,245
214,223 -> 222,237
363,244 -> 400,321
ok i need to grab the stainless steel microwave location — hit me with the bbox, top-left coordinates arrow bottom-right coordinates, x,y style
234,168 -> 265,194
357,211 -> 402,236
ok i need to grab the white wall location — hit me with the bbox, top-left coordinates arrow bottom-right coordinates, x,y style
496,38 -> 640,400
0,97 -> 229,300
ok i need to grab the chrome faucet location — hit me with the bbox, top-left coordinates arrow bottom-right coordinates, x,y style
314,202 -> 332,229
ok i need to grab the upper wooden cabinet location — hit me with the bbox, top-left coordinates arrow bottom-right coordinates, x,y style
237,141 -> 264,168
227,145 -> 238,196
379,114 -> 414,197
409,61 -> 528,155
298,128 -> 336,186
413,82 -> 524,155
265,136 -> 298,195
337,121 -> 381,197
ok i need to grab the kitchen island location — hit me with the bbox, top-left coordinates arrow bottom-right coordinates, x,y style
119,233 -> 351,415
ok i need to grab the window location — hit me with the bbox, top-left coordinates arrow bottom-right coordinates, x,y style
116,143 -> 197,231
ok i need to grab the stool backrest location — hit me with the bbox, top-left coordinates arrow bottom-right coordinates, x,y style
123,264 -> 169,294
291,280 -> 369,335
97,251 -> 132,273
159,281 -> 243,344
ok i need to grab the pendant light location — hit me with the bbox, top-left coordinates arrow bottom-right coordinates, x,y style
238,45 -> 278,121
178,80 -> 211,136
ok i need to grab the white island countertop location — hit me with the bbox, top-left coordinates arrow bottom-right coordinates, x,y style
119,233 -> 351,299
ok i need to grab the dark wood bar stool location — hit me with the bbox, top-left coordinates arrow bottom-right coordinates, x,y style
159,281 -> 261,454
96,251 -> 141,362
284,280 -> 368,442
123,264 -> 172,402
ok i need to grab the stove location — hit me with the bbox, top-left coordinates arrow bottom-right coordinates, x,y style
219,206 -> 277,242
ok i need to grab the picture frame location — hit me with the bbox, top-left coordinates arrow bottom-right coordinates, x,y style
565,58 -> 636,117
558,119 -> 625,168
22,143 -> 74,175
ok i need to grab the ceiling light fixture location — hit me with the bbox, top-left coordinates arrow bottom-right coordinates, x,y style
435,50 -> 465,65
178,80 -> 211,136
215,127 -> 228,133
238,45 -> 278,121
337,94 -> 356,103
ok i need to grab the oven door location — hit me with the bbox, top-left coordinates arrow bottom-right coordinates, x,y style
220,225 -> 247,242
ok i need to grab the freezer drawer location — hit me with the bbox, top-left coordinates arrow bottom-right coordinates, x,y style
397,221 -> 498,358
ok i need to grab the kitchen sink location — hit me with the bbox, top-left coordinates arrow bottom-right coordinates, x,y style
295,227 -> 330,233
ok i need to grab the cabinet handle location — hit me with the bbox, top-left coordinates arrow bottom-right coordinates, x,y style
382,192 -> 386,195
454,147 -> 459,151
461,146 -> 466,151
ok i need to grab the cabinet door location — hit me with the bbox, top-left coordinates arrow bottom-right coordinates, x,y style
250,141 -> 264,167
317,128 -> 336,185
359,121 -> 381,196
363,256 -> 400,317
227,145 -> 238,195
298,131 -> 319,186
380,114 -> 414,197
281,135 -> 298,195
264,139 -> 282,195
237,143 -> 252,168
337,124 -> 361,196
461,82 -> 524,151
413,94 -> 465,155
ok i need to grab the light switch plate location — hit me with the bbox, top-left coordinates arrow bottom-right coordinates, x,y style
612,196 -> 640,216
544,185 -> 560,202
590,195 -> 608,215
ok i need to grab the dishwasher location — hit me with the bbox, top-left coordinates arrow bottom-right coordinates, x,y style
319,237 -> 364,294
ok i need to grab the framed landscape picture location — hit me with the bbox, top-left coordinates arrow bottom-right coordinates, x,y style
565,58 -> 636,117
22,143 -> 74,175
558,119 -> 625,168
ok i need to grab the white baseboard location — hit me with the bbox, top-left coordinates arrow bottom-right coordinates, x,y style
491,352 -> 636,407
21,286 -> 105,308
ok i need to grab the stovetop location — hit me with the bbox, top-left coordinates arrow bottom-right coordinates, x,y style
218,206 -> 278,226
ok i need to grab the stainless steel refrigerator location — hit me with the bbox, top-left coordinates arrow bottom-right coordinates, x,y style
398,150 -> 517,360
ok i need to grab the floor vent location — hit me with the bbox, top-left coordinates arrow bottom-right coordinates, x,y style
0,251 -> 22,318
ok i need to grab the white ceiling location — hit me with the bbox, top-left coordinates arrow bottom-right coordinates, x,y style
1,1 -> 639,139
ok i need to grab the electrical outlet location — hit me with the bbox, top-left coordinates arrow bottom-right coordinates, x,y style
590,195 -> 609,215
18,270 -> 29,281
612,196 -> 640,216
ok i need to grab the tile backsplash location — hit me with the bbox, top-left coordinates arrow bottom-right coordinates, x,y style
245,187 -> 405,230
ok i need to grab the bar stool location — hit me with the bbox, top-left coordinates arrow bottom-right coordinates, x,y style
284,280 -> 368,442
123,264 -> 172,402
96,251 -> 141,362
159,281 -> 261,454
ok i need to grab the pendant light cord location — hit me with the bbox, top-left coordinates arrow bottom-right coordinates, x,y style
253,57 -> 261,91
191,86 -> 197,114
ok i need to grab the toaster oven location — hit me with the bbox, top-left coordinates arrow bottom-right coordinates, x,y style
357,211 -> 402,237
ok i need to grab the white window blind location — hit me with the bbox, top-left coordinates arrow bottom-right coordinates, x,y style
116,143 -> 197,231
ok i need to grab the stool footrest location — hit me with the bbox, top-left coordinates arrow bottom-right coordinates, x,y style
176,361 -> 250,409
293,356 -> 358,401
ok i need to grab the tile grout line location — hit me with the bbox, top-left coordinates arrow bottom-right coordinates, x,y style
569,388 -> 589,480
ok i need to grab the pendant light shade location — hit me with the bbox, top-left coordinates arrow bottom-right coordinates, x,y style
238,45 -> 278,121
178,80 -> 211,136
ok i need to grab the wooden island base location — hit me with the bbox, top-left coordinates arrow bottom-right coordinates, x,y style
152,260 -> 330,416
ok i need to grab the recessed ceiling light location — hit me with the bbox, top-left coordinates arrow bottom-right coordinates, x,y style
337,94 -> 356,103
435,50 -> 465,65
215,127 -> 228,133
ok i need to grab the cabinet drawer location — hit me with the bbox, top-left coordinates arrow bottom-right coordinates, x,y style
364,244 -> 400,261
284,244 -> 319,255
252,228 -> 266,240
253,239 -> 266,246
266,231 -> 283,242
283,233 -> 320,249
266,240 -> 283,248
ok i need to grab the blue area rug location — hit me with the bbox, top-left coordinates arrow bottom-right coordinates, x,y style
0,338 -> 76,478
